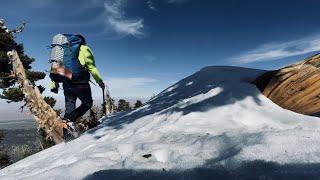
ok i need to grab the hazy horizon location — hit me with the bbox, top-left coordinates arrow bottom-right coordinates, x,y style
0,96 -> 149,122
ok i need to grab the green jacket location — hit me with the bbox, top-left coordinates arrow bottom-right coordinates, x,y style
50,45 -> 103,89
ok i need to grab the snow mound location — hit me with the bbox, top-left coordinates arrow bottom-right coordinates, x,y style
2,66 -> 320,180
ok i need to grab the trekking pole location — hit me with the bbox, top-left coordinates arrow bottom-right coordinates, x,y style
102,86 -> 107,116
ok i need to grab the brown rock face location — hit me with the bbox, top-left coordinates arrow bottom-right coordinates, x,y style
253,54 -> 320,115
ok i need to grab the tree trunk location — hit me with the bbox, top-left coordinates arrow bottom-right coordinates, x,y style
7,50 -> 64,144
253,54 -> 320,115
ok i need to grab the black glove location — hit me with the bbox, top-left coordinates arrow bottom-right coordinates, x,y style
99,82 -> 105,89
51,88 -> 58,94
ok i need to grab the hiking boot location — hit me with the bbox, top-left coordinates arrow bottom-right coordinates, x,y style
62,119 -> 79,139
67,121 -> 76,131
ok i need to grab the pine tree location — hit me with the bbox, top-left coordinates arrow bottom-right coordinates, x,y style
1,21 -> 64,144
117,99 -> 131,111
134,100 -> 143,109
0,27 -> 45,102
0,22 -> 62,119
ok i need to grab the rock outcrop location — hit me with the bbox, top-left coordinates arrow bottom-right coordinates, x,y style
253,54 -> 320,115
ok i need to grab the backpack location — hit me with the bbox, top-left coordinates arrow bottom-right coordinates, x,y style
49,34 -> 90,83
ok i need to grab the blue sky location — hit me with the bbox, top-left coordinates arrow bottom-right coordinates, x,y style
2,0 -> 320,102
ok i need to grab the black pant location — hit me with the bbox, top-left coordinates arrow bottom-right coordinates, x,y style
63,82 -> 93,122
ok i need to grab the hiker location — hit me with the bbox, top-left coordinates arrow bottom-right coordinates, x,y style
49,34 -> 104,130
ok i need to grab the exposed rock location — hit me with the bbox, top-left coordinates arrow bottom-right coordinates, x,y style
142,154 -> 152,159
253,54 -> 320,115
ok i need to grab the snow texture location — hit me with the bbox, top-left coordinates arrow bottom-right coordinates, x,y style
2,66 -> 320,180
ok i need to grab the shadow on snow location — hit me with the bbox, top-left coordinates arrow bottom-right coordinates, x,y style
84,160 -> 320,180
88,66 -> 266,134
84,67 -> 320,179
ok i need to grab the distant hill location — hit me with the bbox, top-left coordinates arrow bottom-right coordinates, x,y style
0,119 -> 36,130
0,101 -> 33,121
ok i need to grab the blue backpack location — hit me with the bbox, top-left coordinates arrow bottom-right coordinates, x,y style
49,34 -> 90,83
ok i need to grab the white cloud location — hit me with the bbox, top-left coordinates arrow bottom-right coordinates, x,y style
107,18 -> 144,37
103,0 -> 145,37
231,34 -> 320,63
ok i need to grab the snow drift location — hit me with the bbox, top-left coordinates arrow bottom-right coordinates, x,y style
1,66 -> 320,179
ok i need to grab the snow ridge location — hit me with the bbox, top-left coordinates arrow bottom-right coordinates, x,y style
1,66 -> 320,180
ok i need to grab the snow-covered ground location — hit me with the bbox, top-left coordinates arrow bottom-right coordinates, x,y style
2,66 -> 320,180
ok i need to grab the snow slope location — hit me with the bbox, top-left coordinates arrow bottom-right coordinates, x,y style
2,66 -> 320,179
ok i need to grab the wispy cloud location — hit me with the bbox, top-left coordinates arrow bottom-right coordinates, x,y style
103,0 -> 145,37
231,34 -> 320,63
107,18 -> 144,37
147,0 -> 157,11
